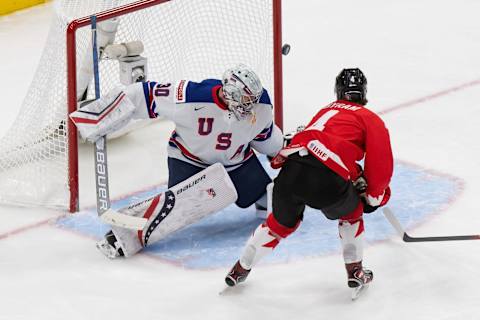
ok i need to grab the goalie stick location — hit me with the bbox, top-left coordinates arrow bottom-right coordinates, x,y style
90,15 -> 110,216
90,16 -> 148,229
383,207 -> 480,242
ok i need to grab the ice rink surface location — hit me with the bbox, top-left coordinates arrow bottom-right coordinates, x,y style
1,1 -> 480,319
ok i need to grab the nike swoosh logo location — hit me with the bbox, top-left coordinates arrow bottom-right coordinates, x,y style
194,106 -> 205,111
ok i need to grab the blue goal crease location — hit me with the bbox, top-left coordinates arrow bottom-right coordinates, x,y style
56,157 -> 462,269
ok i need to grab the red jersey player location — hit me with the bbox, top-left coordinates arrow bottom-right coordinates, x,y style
224,68 -> 394,299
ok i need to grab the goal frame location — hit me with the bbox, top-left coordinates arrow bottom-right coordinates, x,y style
66,0 -> 284,212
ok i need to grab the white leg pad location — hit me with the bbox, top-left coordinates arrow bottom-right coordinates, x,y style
111,163 -> 238,257
338,219 -> 364,264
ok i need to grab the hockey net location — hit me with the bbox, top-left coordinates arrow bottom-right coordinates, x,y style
0,0 -> 282,212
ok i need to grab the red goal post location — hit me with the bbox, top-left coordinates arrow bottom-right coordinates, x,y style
66,0 -> 284,212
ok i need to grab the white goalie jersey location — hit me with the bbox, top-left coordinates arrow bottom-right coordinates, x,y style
71,79 -> 283,170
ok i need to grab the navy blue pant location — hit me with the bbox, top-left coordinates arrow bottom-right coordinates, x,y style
167,155 -> 272,208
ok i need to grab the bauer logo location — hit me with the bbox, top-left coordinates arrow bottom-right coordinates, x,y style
176,174 -> 206,195
95,141 -> 109,211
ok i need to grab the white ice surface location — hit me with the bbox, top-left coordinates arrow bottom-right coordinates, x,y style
1,1 -> 480,319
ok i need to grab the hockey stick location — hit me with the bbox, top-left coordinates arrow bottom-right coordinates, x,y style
90,16 -> 148,230
383,207 -> 480,242
90,15 -> 110,216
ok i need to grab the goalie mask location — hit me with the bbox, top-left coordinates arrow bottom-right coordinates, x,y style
222,64 -> 263,120
335,68 -> 368,105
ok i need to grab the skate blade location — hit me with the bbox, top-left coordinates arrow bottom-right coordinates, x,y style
95,242 -> 118,259
219,285 -> 233,295
351,284 -> 369,300
219,283 -> 248,296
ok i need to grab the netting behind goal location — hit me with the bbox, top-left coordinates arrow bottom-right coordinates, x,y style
0,0 -> 283,212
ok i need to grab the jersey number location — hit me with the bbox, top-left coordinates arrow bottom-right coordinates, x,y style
309,110 -> 339,131
154,83 -> 171,97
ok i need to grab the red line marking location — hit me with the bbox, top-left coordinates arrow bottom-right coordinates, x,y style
378,78 -> 480,115
0,215 -> 63,240
2,78 -> 479,242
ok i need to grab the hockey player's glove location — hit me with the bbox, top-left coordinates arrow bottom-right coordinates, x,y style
353,169 -> 391,214
361,187 -> 391,214
353,176 -> 367,194
270,153 -> 286,169
362,199 -> 379,214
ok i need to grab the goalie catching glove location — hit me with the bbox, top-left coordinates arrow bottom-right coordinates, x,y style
69,87 -> 136,142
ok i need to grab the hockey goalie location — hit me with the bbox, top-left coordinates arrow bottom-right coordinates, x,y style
70,64 -> 283,258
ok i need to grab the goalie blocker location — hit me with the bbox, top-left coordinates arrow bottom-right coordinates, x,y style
102,163 -> 238,257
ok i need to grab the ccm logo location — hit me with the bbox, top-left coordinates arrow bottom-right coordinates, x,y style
96,146 -> 109,211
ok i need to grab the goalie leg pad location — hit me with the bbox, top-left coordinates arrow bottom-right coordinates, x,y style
110,163 -> 238,256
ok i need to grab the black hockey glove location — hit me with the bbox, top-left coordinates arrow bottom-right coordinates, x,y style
360,187 -> 392,214
361,199 -> 380,214
353,176 -> 367,194
354,177 -> 379,213
352,170 -> 377,214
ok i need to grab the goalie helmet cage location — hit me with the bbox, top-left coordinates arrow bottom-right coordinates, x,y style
0,0 -> 284,212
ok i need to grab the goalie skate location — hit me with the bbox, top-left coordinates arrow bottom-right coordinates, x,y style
96,231 -> 125,259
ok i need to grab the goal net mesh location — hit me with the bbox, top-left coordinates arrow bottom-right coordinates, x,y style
0,0 -> 276,210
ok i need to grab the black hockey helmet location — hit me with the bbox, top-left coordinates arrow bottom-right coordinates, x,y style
335,68 -> 368,105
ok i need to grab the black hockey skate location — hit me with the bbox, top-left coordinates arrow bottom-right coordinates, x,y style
225,261 -> 251,287
346,262 -> 373,300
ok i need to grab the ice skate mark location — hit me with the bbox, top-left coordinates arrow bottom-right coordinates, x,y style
379,78 -> 480,115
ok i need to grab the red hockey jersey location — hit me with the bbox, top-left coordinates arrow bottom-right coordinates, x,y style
284,100 -> 393,199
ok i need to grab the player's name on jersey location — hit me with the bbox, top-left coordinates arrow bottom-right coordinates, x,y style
326,102 -> 361,111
